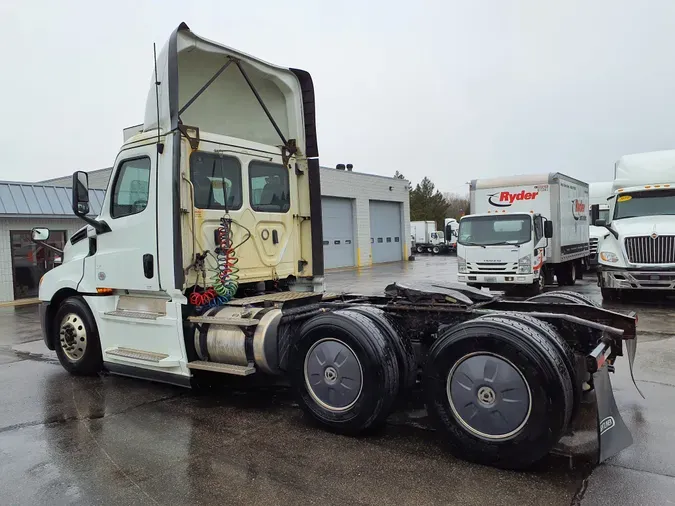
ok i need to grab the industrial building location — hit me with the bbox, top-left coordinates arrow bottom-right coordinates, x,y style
0,166 -> 409,302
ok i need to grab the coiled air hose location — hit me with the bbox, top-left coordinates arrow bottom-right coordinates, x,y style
211,216 -> 240,303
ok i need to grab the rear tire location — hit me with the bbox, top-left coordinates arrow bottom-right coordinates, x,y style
423,317 -> 573,469
528,290 -> 600,307
476,313 -> 580,421
556,262 -> 576,286
432,246 -> 441,255
53,297 -> 103,376
289,311 -> 399,435
342,306 -> 417,396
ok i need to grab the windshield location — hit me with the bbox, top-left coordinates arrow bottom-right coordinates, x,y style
614,189 -> 675,219
459,215 -> 532,246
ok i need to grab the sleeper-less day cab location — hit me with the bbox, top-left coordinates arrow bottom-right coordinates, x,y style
34,23 -> 640,471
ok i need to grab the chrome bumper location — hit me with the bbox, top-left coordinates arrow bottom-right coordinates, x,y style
599,267 -> 675,290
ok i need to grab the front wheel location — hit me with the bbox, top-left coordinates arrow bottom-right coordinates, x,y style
53,297 -> 103,375
601,287 -> 621,302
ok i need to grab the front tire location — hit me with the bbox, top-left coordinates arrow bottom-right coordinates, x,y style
289,311 -> 399,435
601,287 -> 621,302
423,317 -> 573,469
53,297 -> 103,376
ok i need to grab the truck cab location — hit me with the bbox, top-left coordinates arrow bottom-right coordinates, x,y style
596,152 -> 675,300
457,212 -> 550,294
34,23 -> 323,384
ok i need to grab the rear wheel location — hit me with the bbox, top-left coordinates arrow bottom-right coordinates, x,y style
289,311 -> 399,435
556,262 -> 576,286
424,317 -> 573,469
432,246 -> 441,254
53,297 -> 103,376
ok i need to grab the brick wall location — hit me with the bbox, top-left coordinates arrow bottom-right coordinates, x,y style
0,218 -> 83,302
319,168 -> 411,267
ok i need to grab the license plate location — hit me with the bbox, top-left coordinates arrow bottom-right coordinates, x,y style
485,277 -> 497,283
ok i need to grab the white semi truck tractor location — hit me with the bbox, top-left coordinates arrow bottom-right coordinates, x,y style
457,174 -> 591,295
595,150 -> 675,301
32,23 -> 639,470
588,182 -> 613,268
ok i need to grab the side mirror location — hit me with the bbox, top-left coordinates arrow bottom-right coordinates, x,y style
590,204 -> 600,225
596,219 -> 607,227
544,220 -> 553,238
31,227 -> 50,242
72,171 -> 90,216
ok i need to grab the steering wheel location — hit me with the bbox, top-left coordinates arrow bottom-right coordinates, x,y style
132,200 -> 147,213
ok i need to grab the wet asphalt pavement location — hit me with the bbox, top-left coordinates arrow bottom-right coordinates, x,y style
1,255 -> 674,505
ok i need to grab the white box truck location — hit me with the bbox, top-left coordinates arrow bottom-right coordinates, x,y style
595,150 -> 675,300
30,23 -> 638,471
588,181 -> 614,268
457,173 -> 590,294
411,220 -> 446,254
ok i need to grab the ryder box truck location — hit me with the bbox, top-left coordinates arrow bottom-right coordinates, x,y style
458,174 -> 590,295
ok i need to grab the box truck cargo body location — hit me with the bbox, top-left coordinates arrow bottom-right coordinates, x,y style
458,173 -> 590,294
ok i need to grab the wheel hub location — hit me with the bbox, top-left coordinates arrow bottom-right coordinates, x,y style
447,352 -> 532,440
304,338 -> 363,412
59,313 -> 87,362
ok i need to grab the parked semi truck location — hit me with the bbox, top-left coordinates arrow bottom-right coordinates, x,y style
457,174 -> 590,295
595,150 -> 675,301
411,220 -> 447,254
588,182 -> 613,268
33,23 -> 638,470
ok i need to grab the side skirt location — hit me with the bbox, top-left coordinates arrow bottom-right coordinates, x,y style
105,362 -> 192,388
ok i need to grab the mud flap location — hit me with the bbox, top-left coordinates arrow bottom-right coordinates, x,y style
594,364 -> 633,463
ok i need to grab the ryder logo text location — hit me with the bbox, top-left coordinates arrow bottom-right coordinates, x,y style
488,190 -> 539,207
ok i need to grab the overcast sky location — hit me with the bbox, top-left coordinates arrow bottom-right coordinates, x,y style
2,0 -> 675,194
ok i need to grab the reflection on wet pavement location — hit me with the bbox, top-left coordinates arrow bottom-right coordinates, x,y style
0,255 -> 673,505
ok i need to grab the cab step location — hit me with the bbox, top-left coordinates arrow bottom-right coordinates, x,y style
187,315 -> 260,327
104,347 -> 180,367
105,310 -> 162,320
187,360 -> 256,376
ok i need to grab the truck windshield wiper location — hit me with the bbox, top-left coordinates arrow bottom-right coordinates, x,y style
460,241 -> 486,248
483,241 -> 521,247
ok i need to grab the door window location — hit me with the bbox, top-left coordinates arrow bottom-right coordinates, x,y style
190,152 -> 243,210
111,157 -> 152,218
534,216 -> 543,243
249,161 -> 290,213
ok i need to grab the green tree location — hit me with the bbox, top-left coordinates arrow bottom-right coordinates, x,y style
393,171 -> 405,179
410,177 -> 448,228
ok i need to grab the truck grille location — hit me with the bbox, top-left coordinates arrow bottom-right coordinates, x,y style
469,262 -> 517,275
624,235 -> 675,264
589,238 -> 598,258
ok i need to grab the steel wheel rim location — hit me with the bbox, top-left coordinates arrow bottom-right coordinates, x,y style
304,338 -> 363,412
447,352 -> 532,440
59,313 -> 87,362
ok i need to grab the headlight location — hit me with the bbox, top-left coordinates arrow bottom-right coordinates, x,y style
518,254 -> 531,274
458,257 -> 467,273
600,251 -> 619,263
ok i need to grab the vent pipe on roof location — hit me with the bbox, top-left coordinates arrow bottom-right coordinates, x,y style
336,164 -> 345,170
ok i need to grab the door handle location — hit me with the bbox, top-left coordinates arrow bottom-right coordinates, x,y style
143,254 -> 154,279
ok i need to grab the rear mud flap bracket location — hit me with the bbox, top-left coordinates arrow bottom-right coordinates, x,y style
594,364 -> 633,463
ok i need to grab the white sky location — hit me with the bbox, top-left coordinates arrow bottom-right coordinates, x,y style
2,0 -> 675,193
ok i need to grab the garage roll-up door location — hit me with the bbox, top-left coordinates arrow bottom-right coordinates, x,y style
369,200 -> 402,263
321,197 -> 356,269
